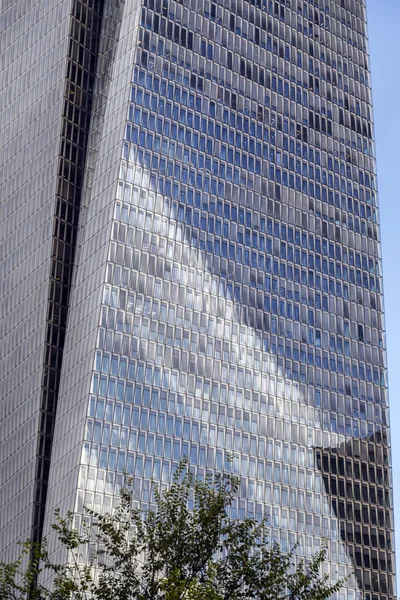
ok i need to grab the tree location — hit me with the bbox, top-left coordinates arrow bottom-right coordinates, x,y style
0,460 -> 346,600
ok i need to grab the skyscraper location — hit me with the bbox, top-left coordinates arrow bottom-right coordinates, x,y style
0,0 -> 395,598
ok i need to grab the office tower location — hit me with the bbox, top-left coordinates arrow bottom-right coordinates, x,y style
0,0 -> 395,598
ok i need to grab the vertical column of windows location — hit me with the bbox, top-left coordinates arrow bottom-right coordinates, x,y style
32,0 -> 105,545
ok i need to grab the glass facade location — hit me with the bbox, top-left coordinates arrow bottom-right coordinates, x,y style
79,1 -> 395,598
1,0 -> 395,599
0,0 -> 88,561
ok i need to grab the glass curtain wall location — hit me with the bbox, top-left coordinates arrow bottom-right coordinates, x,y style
78,2 -> 395,599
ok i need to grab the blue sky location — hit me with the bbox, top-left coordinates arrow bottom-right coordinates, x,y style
367,0 -> 400,579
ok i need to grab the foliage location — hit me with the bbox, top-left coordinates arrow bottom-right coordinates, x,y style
0,460 -> 346,600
